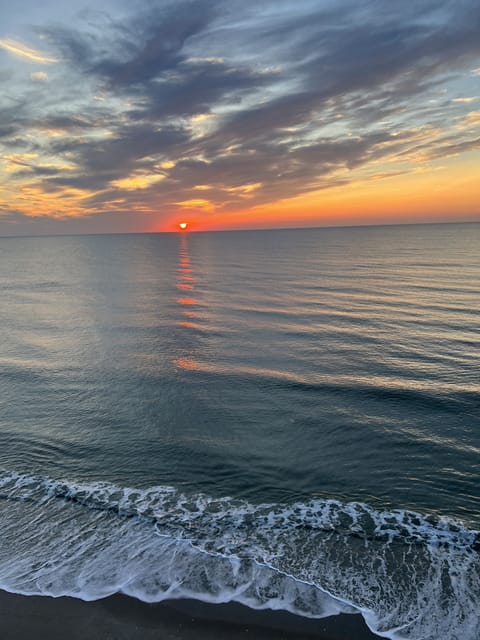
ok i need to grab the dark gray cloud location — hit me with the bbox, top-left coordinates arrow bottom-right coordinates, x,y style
41,0 -> 221,87
136,59 -> 272,120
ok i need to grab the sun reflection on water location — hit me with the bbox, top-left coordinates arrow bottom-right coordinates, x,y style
174,234 -> 202,371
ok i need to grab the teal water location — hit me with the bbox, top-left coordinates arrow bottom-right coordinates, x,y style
0,223 -> 479,639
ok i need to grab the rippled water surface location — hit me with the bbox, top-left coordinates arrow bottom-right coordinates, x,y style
0,223 -> 479,639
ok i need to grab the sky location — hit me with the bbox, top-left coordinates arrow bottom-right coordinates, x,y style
0,0 -> 479,235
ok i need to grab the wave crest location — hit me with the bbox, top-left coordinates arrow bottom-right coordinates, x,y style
0,470 -> 478,640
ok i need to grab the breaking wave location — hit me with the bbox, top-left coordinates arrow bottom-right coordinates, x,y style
0,470 -> 478,640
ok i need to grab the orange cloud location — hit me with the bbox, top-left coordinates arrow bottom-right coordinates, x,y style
0,38 -> 58,64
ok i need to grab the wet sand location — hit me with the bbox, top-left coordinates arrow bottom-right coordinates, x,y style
0,591 -> 382,639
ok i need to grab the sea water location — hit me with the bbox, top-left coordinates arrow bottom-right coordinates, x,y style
0,223 -> 479,639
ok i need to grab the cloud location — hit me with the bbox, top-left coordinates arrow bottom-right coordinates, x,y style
31,71 -> 48,82
1,0 -> 480,232
456,111 -> 480,129
0,38 -> 58,63
0,207 -> 159,236
112,172 -> 165,191
40,0 -> 220,86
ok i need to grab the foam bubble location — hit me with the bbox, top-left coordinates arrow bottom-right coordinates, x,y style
0,470 -> 478,640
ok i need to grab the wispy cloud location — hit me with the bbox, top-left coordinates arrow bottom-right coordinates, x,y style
0,38 -> 58,64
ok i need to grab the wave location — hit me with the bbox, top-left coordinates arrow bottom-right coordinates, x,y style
0,470 -> 478,640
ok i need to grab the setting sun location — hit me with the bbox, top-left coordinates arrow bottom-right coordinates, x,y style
178,222 -> 188,230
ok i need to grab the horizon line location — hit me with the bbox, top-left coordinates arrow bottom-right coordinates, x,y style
1,218 -> 479,240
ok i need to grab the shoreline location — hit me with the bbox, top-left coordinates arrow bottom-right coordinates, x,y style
0,590 -> 383,639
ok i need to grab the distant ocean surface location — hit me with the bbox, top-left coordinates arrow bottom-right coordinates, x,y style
0,223 -> 479,639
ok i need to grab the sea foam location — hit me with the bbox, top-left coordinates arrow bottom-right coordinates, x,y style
0,470 -> 478,640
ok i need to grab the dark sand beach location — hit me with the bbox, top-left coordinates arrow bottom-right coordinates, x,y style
0,591 -> 381,640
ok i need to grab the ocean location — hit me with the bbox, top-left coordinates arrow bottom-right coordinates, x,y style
0,223 -> 478,639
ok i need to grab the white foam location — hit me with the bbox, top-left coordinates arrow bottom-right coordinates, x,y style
0,470 -> 478,640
